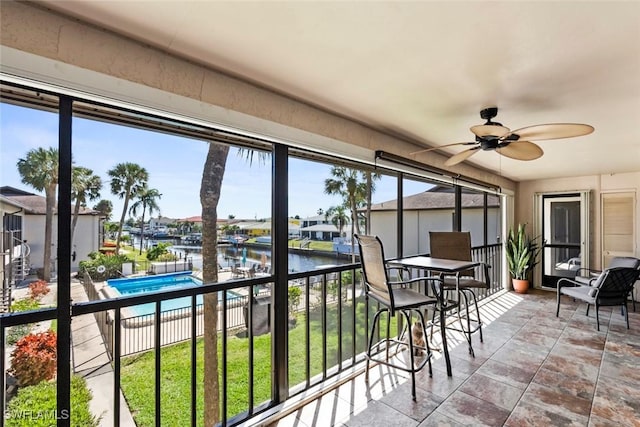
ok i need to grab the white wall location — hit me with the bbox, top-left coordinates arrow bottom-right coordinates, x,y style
24,214 -> 101,273
371,208 -> 501,258
518,172 -> 640,271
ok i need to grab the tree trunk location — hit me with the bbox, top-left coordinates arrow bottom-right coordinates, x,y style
139,205 -> 147,255
115,193 -> 131,255
201,142 -> 229,425
365,172 -> 372,234
350,197 -> 362,235
43,184 -> 56,282
70,199 -> 81,250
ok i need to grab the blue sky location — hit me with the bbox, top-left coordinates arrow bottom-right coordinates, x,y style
1,102 -> 424,221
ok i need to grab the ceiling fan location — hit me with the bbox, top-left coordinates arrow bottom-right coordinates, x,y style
412,107 -> 594,166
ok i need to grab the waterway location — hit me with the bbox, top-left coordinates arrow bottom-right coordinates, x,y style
131,237 -> 352,272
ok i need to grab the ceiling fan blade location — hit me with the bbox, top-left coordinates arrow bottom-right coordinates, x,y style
410,141 -> 477,155
507,123 -> 594,141
444,146 -> 481,166
496,141 -> 544,160
470,124 -> 510,138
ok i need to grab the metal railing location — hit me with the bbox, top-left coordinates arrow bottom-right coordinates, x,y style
2,244 -> 503,426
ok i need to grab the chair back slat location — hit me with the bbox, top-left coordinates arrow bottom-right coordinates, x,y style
355,234 -> 393,307
596,267 -> 639,301
429,231 -> 474,277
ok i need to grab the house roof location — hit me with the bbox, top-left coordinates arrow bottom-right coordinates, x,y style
0,187 -> 99,215
0,194 -> 29,210
371,188 -> 500,212
0,186 -> 34,196
178,216 -> 203,223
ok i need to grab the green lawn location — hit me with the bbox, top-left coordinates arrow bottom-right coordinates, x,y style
120,299 -> 399,426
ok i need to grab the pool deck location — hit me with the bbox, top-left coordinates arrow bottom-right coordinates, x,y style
70,279 -> 137,427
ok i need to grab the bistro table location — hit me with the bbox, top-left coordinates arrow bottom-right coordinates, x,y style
389,256 -> 481,377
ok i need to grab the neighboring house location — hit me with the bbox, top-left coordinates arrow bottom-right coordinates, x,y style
0,186 -> 103,274
176,216 -> 203,234
225,219 -> 300,238
235,220 -> 271,237
1,193 -> 28,294
148,216 -> 175,230
299,215 -> 342,241
369,186 -> 501,258
287,219 -> 301,238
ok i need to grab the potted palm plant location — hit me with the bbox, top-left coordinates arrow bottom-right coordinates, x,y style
506,223 -> 542,294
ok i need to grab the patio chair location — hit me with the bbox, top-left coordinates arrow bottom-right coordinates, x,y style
429,231 -> 490,354
557,267 -> 640,330
573,256 -> 640,311
231,265 -> 243,279
354,234 -> 440,401
247,265 -> 257,279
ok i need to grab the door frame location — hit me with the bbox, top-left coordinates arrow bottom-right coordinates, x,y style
534,190 -> 591,289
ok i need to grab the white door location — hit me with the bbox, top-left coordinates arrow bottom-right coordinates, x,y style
601,191 -> 636,266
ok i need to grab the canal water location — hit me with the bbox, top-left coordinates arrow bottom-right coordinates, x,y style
132,237 -> 352,272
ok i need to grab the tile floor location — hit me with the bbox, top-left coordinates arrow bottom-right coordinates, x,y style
268,289 -> 640,427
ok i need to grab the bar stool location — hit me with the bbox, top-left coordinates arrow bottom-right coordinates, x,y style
355,234 -> 441,401
429,231 -> 490,356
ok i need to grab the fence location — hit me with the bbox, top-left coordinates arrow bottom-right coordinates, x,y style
80,245 -> 501,359
5,243 -> 504,426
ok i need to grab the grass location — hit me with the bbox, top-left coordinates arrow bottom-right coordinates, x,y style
6,375 -> 98,427
120,298 -> 399,426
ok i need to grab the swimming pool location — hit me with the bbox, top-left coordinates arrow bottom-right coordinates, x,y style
107,272 -> 241,317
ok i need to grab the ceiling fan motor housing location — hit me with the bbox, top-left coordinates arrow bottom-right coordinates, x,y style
480,107 -> 498,120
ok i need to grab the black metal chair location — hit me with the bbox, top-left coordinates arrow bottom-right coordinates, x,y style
355,234 -> 440,401
557,267 -> 640,330
573,256 -> 640,311
429,231 -> 490,356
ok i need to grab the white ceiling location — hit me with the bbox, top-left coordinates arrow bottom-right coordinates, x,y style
42,1 -> 640,181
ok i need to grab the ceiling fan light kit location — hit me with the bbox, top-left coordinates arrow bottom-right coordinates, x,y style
413,107 -> 594,166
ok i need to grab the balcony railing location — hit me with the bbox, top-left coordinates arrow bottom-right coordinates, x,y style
1,243 -> 502,426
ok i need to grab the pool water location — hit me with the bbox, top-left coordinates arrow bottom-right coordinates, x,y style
107,272 -> 241,317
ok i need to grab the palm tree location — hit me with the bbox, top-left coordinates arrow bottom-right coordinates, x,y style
200,141 -> 230,424
324,167 -> 381,258
93,199 -> 113,220
107,162 -> 148,254
324,205 -> 349,238
197,145 -> 268,424
324,167 -> 367,238
71,166 -> 102,248
17,147 -> 59,282
364,171 -> 378,234
129,187 -> 162,255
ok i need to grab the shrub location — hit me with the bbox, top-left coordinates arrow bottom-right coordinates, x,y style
6,324 -> 31,346
79,252 -> 130,281
7,298 -> 42,346
28,280 -> 50,300
11,298 -> 40,313
288,286 -> 302,315
5,375 -> 99,427
146,242 -> 176,261
9,330 -> 57,386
